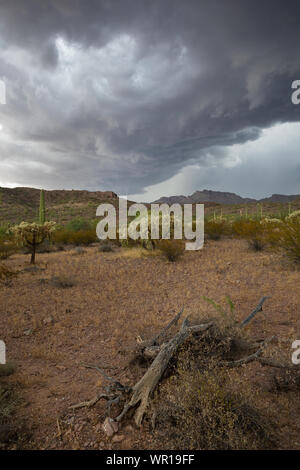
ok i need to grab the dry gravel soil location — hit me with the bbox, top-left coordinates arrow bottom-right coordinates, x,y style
0,239 -> 299,449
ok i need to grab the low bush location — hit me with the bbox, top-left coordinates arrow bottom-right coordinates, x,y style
0,242 -> 18,260
155,367 -> 272,449
119,237 -> 140,248
0,224 -> 10,240
279,219 -> 300,264
205,219 -> 228,240
231,219 -> 261,238
159,239 -> 185,262
49,275 -> 75,288
98,243 -> 114,252
66,217 -> 92,232
0,264 -> 17,281
231,219 -> 266,251
52,229 -> 97,245
72,247 -> 86,255
247,237 -> 266,251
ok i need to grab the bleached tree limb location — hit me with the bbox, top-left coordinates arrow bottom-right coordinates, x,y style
258,357 -> 299,370
240,296 -> 270,327
221,336 -> 276,367
69,393 -> 110,410
116,319 -> 214,426
150,305 -> 184,346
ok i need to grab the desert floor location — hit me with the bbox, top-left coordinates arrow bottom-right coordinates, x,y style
0,239 -> 299,449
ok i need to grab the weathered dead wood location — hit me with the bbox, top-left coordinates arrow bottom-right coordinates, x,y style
221,336 -> 276,368
143,344 -> 163,359
240,296 -> 270,327
150,305 -> 184,346
116,319 -> 214,426
69,393 -> 110,410
69,363 -> 131,410
258,357 -> 299,370
81,362 -> 131,393
71,297 -> 294,430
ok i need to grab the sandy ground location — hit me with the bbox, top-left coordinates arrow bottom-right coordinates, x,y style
0,239 -> 299,449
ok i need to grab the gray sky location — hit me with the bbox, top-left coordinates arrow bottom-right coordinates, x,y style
0,0 -> 300,202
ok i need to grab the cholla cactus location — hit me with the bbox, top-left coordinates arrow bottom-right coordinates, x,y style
260,217 -> 283,225
286,210 -> 300,221
9,221 -> 56,264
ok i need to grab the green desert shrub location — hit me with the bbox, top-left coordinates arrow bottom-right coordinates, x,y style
66,217 -> 91,232
69,229 -> 97,245
231,219 -> 266,250
279,219 -> 300,264
0,224 -> 10,241
257,218 -> 283,249
52,228 -> 97,245
51,229 -> 70,245
231,219 -> 259,238
205,219 -> 228,240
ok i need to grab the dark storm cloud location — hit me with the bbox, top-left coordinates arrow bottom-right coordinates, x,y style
0,0 -> 300,194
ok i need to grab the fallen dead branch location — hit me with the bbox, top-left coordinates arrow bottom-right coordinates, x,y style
149,305 -> 184,346
220,336 -> 275,367
258,357 -> 299,370
69,393 -> 110,410
240,296 -> 270,327
71,296 -> 297,434
116,318 -> 214,426
80,363 -> 131,393
69,363 -> 131,411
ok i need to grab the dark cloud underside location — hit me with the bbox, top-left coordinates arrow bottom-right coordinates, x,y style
0,0 -> 300,196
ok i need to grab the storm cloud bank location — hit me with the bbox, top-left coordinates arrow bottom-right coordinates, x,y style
0,0 -> 299,197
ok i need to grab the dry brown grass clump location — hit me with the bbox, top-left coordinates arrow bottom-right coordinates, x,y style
0,264 -> 17,281
48,274 -> 76,288
0,240 -> 299,449
151,322 -> 274,450
0,383 -> 18,424
154,366 -> 273,450
98,243 -> 114,252
0,242 -> 18,260
0,381 -> 31,449
159,239 -> 185,261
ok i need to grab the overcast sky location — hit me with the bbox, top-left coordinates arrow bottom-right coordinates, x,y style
0,0 -> 300,202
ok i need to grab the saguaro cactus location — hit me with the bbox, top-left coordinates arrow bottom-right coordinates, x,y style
39,189 -> 45,224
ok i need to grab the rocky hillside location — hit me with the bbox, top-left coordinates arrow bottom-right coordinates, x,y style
0,187 -> 119,225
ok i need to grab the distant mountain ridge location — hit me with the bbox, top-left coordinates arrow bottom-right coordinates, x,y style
0,187 -> 118,206
1,186 -> 300,225
153,189 -> 300,205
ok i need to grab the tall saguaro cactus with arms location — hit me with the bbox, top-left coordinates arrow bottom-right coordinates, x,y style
39,189 -> 45,224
